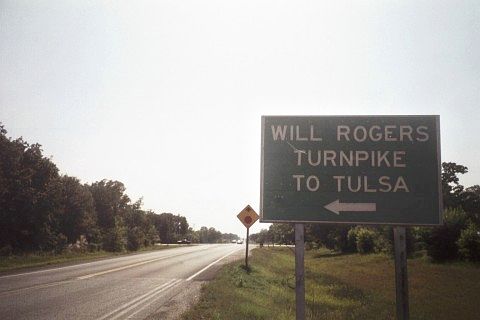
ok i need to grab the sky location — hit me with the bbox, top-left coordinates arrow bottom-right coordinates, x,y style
1,0 -> 479,236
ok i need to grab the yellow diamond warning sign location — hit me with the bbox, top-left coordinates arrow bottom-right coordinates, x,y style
237,205 -> 259,229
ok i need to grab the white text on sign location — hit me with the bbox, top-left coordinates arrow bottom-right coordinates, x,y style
271,124 -> 432,194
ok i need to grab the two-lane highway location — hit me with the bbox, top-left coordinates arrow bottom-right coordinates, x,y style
0,244 -> 245,320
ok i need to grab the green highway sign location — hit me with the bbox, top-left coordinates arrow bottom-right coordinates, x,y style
260,115 -> 442,226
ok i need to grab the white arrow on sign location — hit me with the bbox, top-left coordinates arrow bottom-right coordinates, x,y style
324,199 -> 377,215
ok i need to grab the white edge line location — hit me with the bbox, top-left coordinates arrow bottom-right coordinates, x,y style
97,279 -> 178,320
186,249 -> 240,281
120,279 -> 183,320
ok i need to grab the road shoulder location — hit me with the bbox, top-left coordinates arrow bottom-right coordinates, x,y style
148,247 -> 245,320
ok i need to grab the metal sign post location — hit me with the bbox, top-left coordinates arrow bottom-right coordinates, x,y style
394,227 -> 409,320
245,227 -> 250,268
295,224 -> 305,320
237,205 -> 259,269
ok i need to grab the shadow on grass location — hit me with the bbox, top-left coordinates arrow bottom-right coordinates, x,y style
306,269 -> 365,300
304,269 -> 391,319
239,264 -> 253,274
312,251 -> 356,259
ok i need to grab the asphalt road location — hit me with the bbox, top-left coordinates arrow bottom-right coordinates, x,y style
0,244 -> 245,320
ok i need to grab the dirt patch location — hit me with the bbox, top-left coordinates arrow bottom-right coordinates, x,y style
146,281 -> 204,320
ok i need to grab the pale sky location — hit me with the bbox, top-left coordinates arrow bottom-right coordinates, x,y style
1,1 -> 479,236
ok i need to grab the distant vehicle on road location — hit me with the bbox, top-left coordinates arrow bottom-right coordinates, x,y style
236,239 -> 243,244
177,238 -> 191,244
231,239 -> 237,243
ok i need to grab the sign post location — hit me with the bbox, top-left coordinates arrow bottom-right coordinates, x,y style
237,205 -> 259,269
245,227 -> 250,268
295,224 -> 305,320
260,116 -> 442,319
394,227 -> 409,320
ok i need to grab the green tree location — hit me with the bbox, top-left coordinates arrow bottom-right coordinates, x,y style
0,122 -> 264,255
123,199 -> 160,250
195,226 -> 222,243
305,224 -> 354,252
442,162 -> 468,208
269,223 -> 294,244
427,208 -> 469,261
220,233 -> 239,243
127,226 -> 144,251
58,175 -> 98,244
151,213 -> 176,243
102,216 -> 127,252
250,229 -> 271,245
461,185 -> 480,225
144,223 -> 159,246
457,223 -> 480,262
88,180 -> 131,251
89,180 -> 130,231
0,124 -> 64,252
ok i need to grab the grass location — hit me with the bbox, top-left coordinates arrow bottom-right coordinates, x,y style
0,244 -> 189,273
182,247 -> 480,320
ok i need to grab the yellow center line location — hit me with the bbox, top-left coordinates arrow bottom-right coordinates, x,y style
76,246 -> 217,280
0,280 -> 73,297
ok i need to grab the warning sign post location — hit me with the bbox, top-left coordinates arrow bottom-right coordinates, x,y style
237,205 -> 259,269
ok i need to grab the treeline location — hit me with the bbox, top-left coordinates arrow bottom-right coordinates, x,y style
193,228 -> 239,244
0,124 -> 236,255
251,162 -> 480,262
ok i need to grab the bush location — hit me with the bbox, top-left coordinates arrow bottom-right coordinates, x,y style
87,243 -> 101,252
144,225 -> 159,247
427,208 -> 468,262
66,235 -> 89,253
375,227 -> 415,257
373,233 -> 392,254
354,227 -> 378,254
44,232 -> 68,254
347,227 -> 359,252
457,223 -> 480,262
304,241 -> 313,251
37,223 -> 68,253
102,217 -> 127,252
0,245 -> 13,256
127,227 -> 145,251
412,227 -> 431,251
329,226 -> 355,252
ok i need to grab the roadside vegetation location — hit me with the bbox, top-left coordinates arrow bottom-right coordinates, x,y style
0,123 -> 238,268
182,247 -> 480,320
